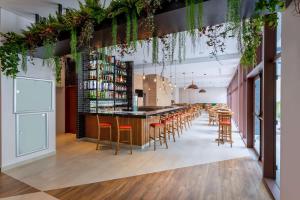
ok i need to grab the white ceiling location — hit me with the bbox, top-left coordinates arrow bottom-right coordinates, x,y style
0,0 -> 240,88
0,0 -> 112,20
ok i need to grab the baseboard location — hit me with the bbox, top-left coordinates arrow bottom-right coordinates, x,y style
2,151 -> 56,171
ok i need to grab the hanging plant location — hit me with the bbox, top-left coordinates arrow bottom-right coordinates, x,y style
70,29 -> 78,62
240,18 -> 263,67
171,32 -> 177,64
0,32 -> 24,77
198,0 -> 203,29
132,10 -> 138,48
255,0 -> 285,28
152,36 -> 159,64
185,0 -> 196,36
43,40 -> 56,66
178,32 -> 186,63
202,24 -> 228,58
54,56 -> 62,84
21,47 -> 28,72
78,19 -> 94,49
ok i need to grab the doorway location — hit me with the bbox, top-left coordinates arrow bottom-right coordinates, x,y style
254,75 -> 262,159
65,58 -> 77,134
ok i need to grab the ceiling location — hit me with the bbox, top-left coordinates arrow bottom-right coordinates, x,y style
0,0 -> 240,88
0,0 -> 111,20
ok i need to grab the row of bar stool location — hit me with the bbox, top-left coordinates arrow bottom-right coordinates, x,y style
96,105 -> 202,154
148,106 -> 201,151
96,115 -> 133,155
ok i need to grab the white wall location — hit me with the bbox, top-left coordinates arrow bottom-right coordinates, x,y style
179,87 -> 227,104
0,9 -> 56,169
281,4 -> 300,200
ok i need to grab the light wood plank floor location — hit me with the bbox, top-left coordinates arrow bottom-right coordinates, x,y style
46,158 -> 272,200
0,173 -> 39,198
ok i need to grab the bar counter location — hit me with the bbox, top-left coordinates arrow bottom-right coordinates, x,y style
79,106 -> 185,147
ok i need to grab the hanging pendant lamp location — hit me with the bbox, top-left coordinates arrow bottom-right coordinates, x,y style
187,72 -> 199,89
199,89 -> 207,93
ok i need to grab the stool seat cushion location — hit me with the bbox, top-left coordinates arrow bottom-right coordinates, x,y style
119,125 -> 132,129
99,122 -> 112,127
150,123 -> 163,127
219,120 -> 231,125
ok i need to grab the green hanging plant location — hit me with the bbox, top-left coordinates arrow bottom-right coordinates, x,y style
227,0 -> 241,26
152,36 -> 158,64
126,13 -> 131,45
21,47 -> 28,73
112,17 -> 118,46
43,41 -> 56,66
255,0 -> 285,28
132,10 -> 138,48
198,0 -> 203,28
240,18 -> 263,67
0,32 -> 24,77
54,56 -> 62,84
185,0 -> 196,35
70,29 -> 78,61
78,19 -> 94,48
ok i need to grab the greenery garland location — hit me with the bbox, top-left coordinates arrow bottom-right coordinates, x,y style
152,36 -> 158,64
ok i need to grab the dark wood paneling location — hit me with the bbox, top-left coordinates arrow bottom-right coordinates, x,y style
246,78 -> 254,148
262,23 -> 276,179
65,86 -> 78,134
46,158 -> 272,200
0,173 -> 39,198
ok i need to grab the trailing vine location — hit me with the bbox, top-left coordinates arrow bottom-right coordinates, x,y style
152,36 -> 159,64
0,32 -> 23,77
126,13 -> 131,46
54,56 -> 62,83
70,29 -> 78,62
132,10 -> 138,48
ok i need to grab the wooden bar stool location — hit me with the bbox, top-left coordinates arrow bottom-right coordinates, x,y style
96,115 -> 113,150
115,116 -> 133,155
218,114 -> 233,147
149,121 -> 168,151
161,115 -> 176,142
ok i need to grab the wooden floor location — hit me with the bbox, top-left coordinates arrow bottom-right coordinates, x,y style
46,158 -> 272,200
0,173 -> 39,198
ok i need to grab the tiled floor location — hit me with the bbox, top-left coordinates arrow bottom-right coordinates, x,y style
1,113 -> 266,200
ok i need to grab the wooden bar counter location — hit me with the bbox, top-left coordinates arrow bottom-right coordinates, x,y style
80,106 -> 185,147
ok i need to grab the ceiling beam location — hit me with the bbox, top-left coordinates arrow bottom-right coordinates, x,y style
133,53 -> 240,69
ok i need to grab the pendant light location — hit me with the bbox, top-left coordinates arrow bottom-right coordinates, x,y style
187,72 -> 199,89
142,62 -> 146,80
199,89 -> 207,93
183,72 -> 186,90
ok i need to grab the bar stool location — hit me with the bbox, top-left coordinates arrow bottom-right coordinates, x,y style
218,114 -> 233,147
96,115 -> 113,150
115,116 -> 133,155
161,115 -> 176,142
149,120 -> 168,151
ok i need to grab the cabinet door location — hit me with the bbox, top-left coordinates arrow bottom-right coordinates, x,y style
17,113 -> 48,156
